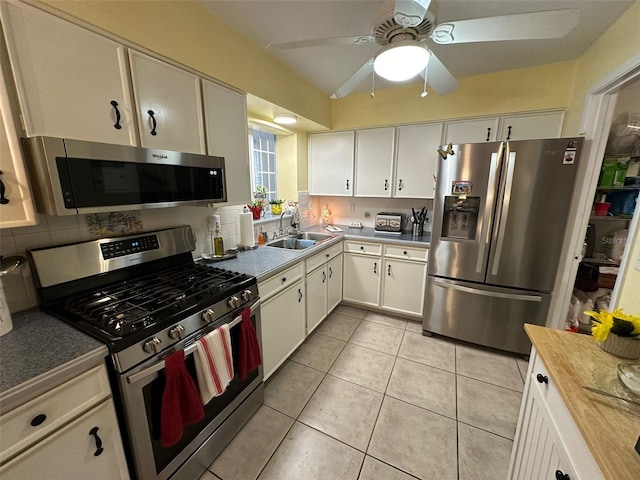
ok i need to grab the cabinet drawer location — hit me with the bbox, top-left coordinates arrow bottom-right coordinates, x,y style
529,351 -> 552,402
344,241 -> 382,256
306,242 -> 343,272
383,245 -> 428,262
0,364 -> 111,462
259,263 -> 304,301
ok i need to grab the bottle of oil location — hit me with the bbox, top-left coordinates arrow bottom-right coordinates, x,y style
214,221 -> 225,257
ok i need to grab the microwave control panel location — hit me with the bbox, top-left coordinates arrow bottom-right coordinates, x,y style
100,234 -> 160,260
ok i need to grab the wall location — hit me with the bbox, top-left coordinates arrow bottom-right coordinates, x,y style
331,61 -> 577,130
275,134 -> 298,201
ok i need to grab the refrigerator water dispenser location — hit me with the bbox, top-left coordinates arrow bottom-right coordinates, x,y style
441,196 -> 480,240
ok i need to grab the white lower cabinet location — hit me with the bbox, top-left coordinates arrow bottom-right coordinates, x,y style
305,243 -> 343,334
326,255 -> 343,313
381,258 -> 427,317
508,348 -> 605,480
260,277 -> 306,380
306,267 -> 328,334
343,251 -> 381,307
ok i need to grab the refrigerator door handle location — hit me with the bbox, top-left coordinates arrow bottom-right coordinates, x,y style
491,150 -> 516,276
433,279 -> 542,302
476,149 -> 502,274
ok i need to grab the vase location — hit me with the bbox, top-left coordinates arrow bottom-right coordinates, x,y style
249,206 -> 262,220
597,334 -> 640,359
270,204 -> 282,215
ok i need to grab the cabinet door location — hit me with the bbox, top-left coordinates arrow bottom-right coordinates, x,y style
129,50 -> 205,154
306,266 -> 328,334
381,259 -> 427,317
0,399 -> 129,480
0,1 -> 136,145
394,123 -> 443,198
499,111 -> 565,141
342,254 -> 381,307
309,132 -> 354,195
327,254 -> 343,313
202,80 -> 251,206
354,127 -> 394,197
443,118 -> 499,144
261,279 -> 306,380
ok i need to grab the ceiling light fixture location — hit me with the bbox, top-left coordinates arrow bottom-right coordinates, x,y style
373,41 -> 430,82
273,113 -> 297,125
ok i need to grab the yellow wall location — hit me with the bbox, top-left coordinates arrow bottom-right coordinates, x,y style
40,0 -> 331,127
275,134 -> 298,201
331,61 -> 577,130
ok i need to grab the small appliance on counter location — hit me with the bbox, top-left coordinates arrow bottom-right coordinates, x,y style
375,212 -> 404,233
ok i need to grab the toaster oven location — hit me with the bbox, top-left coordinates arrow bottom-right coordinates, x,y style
375,212 -> 404,233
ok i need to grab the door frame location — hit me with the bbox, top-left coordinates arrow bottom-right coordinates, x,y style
550,52 -> 640,329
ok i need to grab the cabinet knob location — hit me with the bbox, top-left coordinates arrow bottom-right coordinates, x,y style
282,277 -> 287,282
536,373 -> 549,384
89,426 -> 104,457
30,414 -> 47,427
360,246 -> 364,250
555,470 -> 570,480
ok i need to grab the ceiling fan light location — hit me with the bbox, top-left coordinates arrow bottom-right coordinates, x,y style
273,113 -> 297,125
374,42 -> 429,82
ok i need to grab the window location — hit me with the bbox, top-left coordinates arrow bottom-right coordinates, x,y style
250,128 -> 277,201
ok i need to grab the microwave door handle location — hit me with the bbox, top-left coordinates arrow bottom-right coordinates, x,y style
491,150 -> 516,276
476,148 -> 502,274
127,299 -> 261,384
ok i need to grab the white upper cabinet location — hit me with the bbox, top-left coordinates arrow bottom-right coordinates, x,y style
202,80 -> 251,206
0,0 -> 136,145
394,123 -> 443,198
354,127 -> 395,197
498,111 -> 565,141
443,117 -> 499,145
129,51 -> 205,154
309,131 -> 354,196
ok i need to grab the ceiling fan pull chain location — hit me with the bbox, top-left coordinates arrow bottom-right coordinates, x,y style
370,69 -> 375,98
421,64 -> 428,98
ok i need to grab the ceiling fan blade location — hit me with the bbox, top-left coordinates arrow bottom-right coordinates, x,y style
330,58 -> 375,99
431,9 -> 580,45
394,0 -> 432,27
267,35 -> 374,50
423,51 -> 459,95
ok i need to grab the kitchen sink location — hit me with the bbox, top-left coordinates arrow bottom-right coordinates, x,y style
294,232 -> 334,241
266,232 -> 335,250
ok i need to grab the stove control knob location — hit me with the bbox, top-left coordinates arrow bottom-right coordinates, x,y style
201,308 -> 215,323
143,337 -> 161,354
227,296 -> 240,309
168,324 -> 185,339
241,289 -> 252,302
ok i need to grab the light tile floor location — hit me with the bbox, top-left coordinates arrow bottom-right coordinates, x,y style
200,306 -> 526,480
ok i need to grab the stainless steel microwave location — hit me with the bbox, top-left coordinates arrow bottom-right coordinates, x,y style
21,137 -> 226,215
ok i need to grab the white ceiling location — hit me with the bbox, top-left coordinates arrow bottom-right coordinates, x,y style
201,0 -> 634,97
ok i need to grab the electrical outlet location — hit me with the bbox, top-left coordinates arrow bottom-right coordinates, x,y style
349,222 -> 363,228
348,202 -> 356,213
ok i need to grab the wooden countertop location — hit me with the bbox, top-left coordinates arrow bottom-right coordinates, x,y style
525,324 -> 640,480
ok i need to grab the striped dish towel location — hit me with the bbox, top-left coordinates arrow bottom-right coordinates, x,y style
194,324 -> 234,404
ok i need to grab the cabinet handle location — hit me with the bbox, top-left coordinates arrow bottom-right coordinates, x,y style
89,426 -> 104,457
147,109 -> 158,136
398,179 -> 403,191
281,277 -> 287,283
536,373 -> 548,384
0,171 -> 9,205
384,179 -> 388,191
110,100 -> 122,130
322,271 -> 326,283
30,414 -> 47,427
506,125 -> 512,141
373,262 -> 377,274
298,288 -> 302,302
387,264 -> 392,276
346,179 -> 350,190
486,127 -> 491,141
555,470 -> 570,480
329,266 -> 333,278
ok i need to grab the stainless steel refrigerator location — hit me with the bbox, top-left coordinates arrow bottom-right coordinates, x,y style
423,138 -> 583,355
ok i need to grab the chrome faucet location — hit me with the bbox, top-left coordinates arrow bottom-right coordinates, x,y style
279,210 -> 300,236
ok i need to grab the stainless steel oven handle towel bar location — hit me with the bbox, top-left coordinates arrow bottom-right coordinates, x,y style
127,299 -> 261,385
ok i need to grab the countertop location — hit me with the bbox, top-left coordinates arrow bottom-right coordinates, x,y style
204,224 -> 430,281
0,309 -> 108,414
525,324 -> 640,480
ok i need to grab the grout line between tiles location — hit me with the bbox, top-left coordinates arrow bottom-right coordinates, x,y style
455,372 -> 524,394
364,454 -> 423,480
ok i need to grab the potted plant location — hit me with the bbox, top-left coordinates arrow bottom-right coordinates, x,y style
586,308 -> 640,359
254,185 -> 267,200
269,199 -> 284,215
248,199 -> 264,220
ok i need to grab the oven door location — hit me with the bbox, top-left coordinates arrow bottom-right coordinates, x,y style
118,300 -> 262,480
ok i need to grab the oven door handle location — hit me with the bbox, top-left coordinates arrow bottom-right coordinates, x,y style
126,299 -> 261,385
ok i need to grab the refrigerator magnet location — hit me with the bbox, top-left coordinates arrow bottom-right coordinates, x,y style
563,150 -> 576,165
452,181 -> 473,195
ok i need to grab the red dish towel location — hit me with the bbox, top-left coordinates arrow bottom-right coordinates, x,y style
238,308 -> 262,380
194,324 -> 234,404
161,350 -> 204,448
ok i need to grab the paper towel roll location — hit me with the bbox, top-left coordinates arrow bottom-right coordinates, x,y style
239,212 -> 255,247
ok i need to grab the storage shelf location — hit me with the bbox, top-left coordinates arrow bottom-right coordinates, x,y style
589,215 -> 632,221
582,257 -> 621,267
595,185 -> 640,192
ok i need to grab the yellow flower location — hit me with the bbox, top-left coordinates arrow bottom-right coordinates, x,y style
585,308 -> 640,341
588,310 -> 614,342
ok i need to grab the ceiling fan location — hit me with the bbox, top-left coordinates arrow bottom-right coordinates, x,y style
267,0 -> 580,99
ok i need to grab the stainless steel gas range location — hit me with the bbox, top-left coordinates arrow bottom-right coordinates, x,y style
28,226 -> 263,480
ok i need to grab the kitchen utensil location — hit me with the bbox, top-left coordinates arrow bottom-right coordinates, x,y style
0,255 -> 27,337
412,223 -> 424,237
618,364 -> 640,396
582,385 -> 640,406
